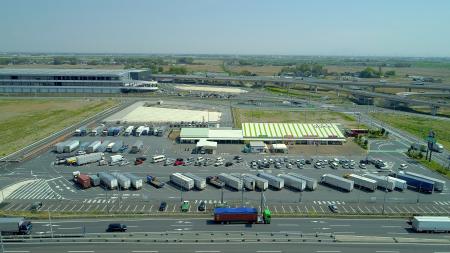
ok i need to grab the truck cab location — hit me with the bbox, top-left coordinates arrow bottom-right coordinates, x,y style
262,208 -> 271,224
181,201 -> 190,212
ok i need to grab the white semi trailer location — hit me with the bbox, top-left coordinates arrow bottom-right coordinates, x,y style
184,173 -> 206,190
412,216 -> 450,233
218,173 -> 242,191
170,173 -> 194,191
278,174 -> 306,191
321,174 -> 354,192
242,174 -> 268,191
347,174 -> 377,191
288,173 -> 318,191
257,172 -> 284,190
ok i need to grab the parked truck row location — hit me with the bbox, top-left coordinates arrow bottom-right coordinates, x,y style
79,124 -> 166,137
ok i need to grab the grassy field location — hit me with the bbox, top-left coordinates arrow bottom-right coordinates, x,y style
370,113 -> 450,149
0,98 -> 117,157
265,85 -> 353,105
232,107 -> 362,128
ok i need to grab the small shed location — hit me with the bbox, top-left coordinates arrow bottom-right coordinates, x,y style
271,143 -> 288,153
249,141 -> 267,153
196,139 -> 217,154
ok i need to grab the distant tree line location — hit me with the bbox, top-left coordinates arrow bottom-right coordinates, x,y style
278,63 -> 327,77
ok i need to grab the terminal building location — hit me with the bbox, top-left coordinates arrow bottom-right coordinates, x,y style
0,68 -> 157,93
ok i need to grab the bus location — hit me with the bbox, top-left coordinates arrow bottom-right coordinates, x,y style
152,155 -> 166,163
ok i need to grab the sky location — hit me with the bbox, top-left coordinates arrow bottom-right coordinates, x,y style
0,0 -> 449,57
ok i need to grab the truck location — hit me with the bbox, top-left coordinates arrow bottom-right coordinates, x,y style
396,172 -> 434,193
363,173 -> 395,191
412,216 -> 450,233
109,154 -> 124,165
388,176 -> 407,191
79,142 -> 90,152
278,174 -> 306,191
0,218 -> 32,235
110,140 -> 124,153
98,172 -> 118,189
64,140 -> 80,153
123,173 -> 143,190
240,174 -> 256,191
97,140 -> 111,152
107,126 -> 123,136
404,171 -> 445,192
147,175 -> 165,188
213,207 -> 271,224
184,173 -> 206,190
347,174 -> 377,191
74,173 -> 91,189
86,141 -> 101,153
106,142 -> 115,152
218,173 -> 242,191
55,141 -> 67,153
124,126 -> 134,136
320,174 -> 354,192
170,173 -> 194,191
74,127 -> 87,136
88,174 -> 100,186
242,174 -> 268,191
75,152 -> 104,166
135,126 -> 146,136
181,201 -> 190,212
287,173 -> 318,191
130,140 -> 144,153
111,172 -> 131,190
206,176 -> 225,189
257,172 -> 284,190
90,126 -> 104,136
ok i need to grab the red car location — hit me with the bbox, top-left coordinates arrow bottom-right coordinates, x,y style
174,160 -> 185,166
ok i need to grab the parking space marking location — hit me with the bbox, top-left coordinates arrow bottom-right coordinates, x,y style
296,206 -> 301,213
125,204 -> 131,212
318,205 -> 324,213
273,206 -> 278,213
364,207 -> 371,213
311,206 -> 316,213
172,204 -> 176,212
387,207 -> 395,214
133,205 -> 138,213
357,206 -> 364,214
393,206 -> 402,213
12,203 -> 25,211
304,206 -> 309,213
141,204 -> 146,212
45,204 -> 54,211
341,206 -> 348,213
4,203 -> 17,211
288,206 -> 293,213
415,206 -> 425,213
77,204 -> 85,212
422,205 -> 434,214
69,204 -> 78,212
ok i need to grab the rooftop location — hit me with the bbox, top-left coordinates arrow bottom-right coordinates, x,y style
0,68 -> 148,76
242,123 -> 345,139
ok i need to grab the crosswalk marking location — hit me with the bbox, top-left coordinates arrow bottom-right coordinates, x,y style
7,179 -> 63,200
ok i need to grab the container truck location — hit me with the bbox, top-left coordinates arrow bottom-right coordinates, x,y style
75,152 -> 104,166
142,126 -> 150,135
320,174 -> 354,192
242,174 -> 268,191
218,173 -> 243,191
110,140 -> 124,153
86,141 -> 101,153
404,171 -> 445,192
287,173 -> 318,191
123,173 -> 143,190
90,126 -> 104,136
213,207 -> 271,224
75,173 -> 91,189
74,127 -> 87,136
97,140 -> 110,152
0,217 -> 32,235
88,174 -> 100,186
412,216 -> 450,233
388,176 -> 407,191
147,175 -> 165,188
257,172 -> 284,190
130,140 -> 144,153
206,176 -> 225,189
98,172 -> 118,189
124,126 -> 134,136
184,173 -> 206,190
64,140 -> 80,153
111,172 -> 131,190
79,142 -> 90,152
55,141 -> 66,153
170,173 -> 194,190
397,172 -> 434,193
363,173 -> 395,191
278,174 -> 306,191
109,154 -> 124,165
347,174 -> 377,191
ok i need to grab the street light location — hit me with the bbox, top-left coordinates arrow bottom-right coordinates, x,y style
382,175 -> 388,215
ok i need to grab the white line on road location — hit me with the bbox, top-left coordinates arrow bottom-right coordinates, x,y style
376,251 -> 399,253
57,227 -> 82,230
4,251 -> 30,253
256,251 -> 282,253
195,251 -> 221,253
329,224 -> 350,227
382,225 -> 401,228
131,251 -> 159,253
67,251 -> 94,253
316,251 -> 341,253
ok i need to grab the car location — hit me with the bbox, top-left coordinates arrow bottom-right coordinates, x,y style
275,162 -> 281,169
214,161 -> 224,167
305,159 -> 312,165
30,202 -> 42,211
297,163 -> 304,169
174,160 -> 185,166
233,155 -> 241,160
76,150 -> 86,155
314,162 -> 322,169
328,204 -> 338,213
399,163 -> 408,170
159,201 -> 167,211
216,157 -> 224,162
286,163 -> 293,169
198,201 -> 206,211
225,162 -> 233,167
359,163 -> 367,169
107,223 -> 127,232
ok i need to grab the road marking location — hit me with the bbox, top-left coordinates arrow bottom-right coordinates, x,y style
195,251 -> 221,253
57,227 -> 82,230
330,224 -> 350,227
382,226 -> 401,228
132,251 -> 159,253
256,251 -> 282,253
67,251 -> 95,253
376,251 -> 399,253
316,251 -> 341,253
4,251 -> 31,253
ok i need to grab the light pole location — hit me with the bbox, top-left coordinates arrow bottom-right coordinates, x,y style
382,176 -> 388,215
241,175 -> 244,206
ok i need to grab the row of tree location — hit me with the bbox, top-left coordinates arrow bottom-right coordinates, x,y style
278,63 -> 328,77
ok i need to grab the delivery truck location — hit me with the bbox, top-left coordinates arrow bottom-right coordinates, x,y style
218,173 -> 243,191
320,174 -> 354,192
347,174 -> 377,191
55,141 -> 67,153
98,172 -> 118,189
183,173 -> 206,190
278,174 -> 306,191
206,176 -> 225,189
123,173 -> 143,190
412,216 -> 450,233
213,207 -> 271,224
242,174 -> 268,191
397,172 -> 435,193
97,140 -> 110,152
404,171 -> 445,192
240,174 -> 256,191
109,154 -> 124,165
170,173 -> 194,190
111,172 -> 131,190
257,172 -> 284,190
0,217 -> 32,235
75,152 -> 104,166
363,173 -> 395,191
287,173 -> 318,191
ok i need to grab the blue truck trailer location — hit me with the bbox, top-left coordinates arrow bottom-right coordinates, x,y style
397,172 -> 434,193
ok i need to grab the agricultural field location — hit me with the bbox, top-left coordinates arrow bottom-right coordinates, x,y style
370,112 -> 450,149
232,107 -> 362,128
0,98 -> 116,157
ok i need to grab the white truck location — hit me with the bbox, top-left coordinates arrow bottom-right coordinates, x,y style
363,173 -> 395,191
98,172 -> 118,189
242,173 -> 268,191
170,173 -> 194,191
240,174 -> 256,191
412,216 -> 450,233
405,171 -> 445,192
388,176 -> 407,191
257,172 -> 284,190
218,173 -> 243,191
288,173 -> 318,191
123,173 -> 143,190
184,173 -> 206,190
109,154 -> 124,165
124,126 -> 134,136
347,174 -> 377,191
64,140 -> 80,153
75,152 -> 104,166
86,141 -> 101,153
321,174 -> 354,192
278,174 -> 306,191
135,126 -> 146,136
111,172 -> 131,190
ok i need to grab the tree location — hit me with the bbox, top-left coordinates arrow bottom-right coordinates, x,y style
166,66 -> 187,75
385,70 -> 396,76
239,70 -> 253,76
359,67 -> 380,78
176,57 -> 194,64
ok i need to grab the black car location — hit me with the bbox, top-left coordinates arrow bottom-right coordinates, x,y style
225,162 -> 233,167
328,204 -> 339,213
107,223 -> 127,232
159,201 -> 167,211
198,201 -> 206,211
30,202 -> 43,211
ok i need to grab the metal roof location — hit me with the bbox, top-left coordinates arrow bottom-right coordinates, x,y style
0,68 -> 147,76
180,128 -> 209,138
242,123 -> 345,139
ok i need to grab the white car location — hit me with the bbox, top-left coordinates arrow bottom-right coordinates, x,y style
214,161 -> 224,167
399,163 -> 408,170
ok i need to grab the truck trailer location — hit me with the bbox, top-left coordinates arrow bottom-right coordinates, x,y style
75,173 -> 91,189
86,141 -> 101,153
213,207 -> 271,224
75,152 -> 104,166
111,172 -> 131,190
124,126 -> 134,136
110,140 -> 124,153
321,174 -> 354,192
64,140 -> 80,153
404,171 -> 445,192
242,174 -> 268,191
257,172 -> 284,190
170,173 -> 194,190
98,172 -> 118,189
123,173 -> 143,190
412,216 -> 450,233
109,154 -> 124,165
287,173 -> 318,191
363,173 -> 396,191
88,174 -> 100,186
388,176 -> 407,191
97,140 -> 111,152
0,217 -> 32,235
241,174 -> 256,191
347,174 -> 377,191
183,173 -> 206,190
278,174 -> 306,191
218,173 -> 243,191
397,172 -> 434,193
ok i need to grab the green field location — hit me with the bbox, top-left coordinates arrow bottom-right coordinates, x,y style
0,98 -> 117,157
370,113 -> 450,149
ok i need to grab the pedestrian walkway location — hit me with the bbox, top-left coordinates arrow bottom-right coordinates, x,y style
6,179 -> 63,200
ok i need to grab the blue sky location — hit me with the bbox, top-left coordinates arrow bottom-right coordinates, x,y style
0,0 -> 449,56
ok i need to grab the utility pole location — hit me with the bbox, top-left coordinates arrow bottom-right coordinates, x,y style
221,187 -> 224,204
241,175 -> 244,206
